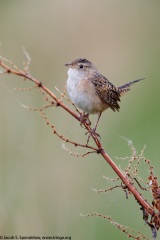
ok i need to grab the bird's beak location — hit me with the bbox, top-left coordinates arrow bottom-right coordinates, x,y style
65,63 -> 72,67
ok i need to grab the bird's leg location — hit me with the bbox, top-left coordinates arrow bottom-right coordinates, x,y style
86,113 -> 101,144
92,112 -> 102,134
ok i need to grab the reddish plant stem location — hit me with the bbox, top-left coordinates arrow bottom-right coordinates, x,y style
100,148 -> 153,215
0,59 -> 155,216
0,60 -> 80,121
82,123 -> 154,215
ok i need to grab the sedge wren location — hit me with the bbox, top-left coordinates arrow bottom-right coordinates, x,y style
65,58 -> 144,133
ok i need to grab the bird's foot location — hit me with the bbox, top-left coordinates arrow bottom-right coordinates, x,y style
86,127 -> 101,145
80,113 -> 91,126
90,127 -> 101,138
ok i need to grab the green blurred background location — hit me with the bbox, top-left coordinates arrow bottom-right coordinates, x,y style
0,0 -> 160,239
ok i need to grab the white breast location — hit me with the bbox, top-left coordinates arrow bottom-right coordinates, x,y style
67,68 -> 86,109
66,68 -> 104,114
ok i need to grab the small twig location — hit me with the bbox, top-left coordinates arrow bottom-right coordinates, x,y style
62,143 -> 97,157
92,185 -> 122,193
22,46 -> 31,73
133,178 -> 148,191
14,85 -> 38,91
80,212 -> 149,240
39,110 -> 98,151
103,176 -> 120,182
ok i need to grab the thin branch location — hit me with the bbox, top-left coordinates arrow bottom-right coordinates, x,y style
80,212 -> 149,240
92,185 -> 122,193
0,56 -> 155,218
39,110 -> 98,151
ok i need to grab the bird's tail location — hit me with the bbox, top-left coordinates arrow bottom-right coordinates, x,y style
118,78 -> 145,96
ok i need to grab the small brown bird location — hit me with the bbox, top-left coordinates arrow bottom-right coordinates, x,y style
65,58 -> 144,133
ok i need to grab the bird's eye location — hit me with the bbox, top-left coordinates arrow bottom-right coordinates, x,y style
79,64 -> 83,69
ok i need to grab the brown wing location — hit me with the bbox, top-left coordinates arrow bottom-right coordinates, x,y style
91,72 -> 120,112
